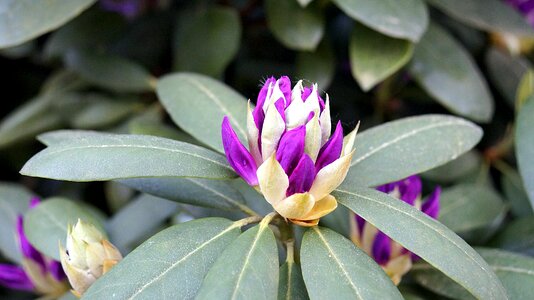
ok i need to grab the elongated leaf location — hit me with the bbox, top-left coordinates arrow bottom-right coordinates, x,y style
21,132 -> 235,181
516,96 -> 534,209
83,218 -> 241,299
422,150 -> 482,183
107,194 -> 178,252
341,115 -> 482,188
501,169 -> 533,217
426,0 -> 534,36
157,72 -> 248,153
174,6 -> 241,77
278,262 -> 309,300
409,23 -> 494,122
412,248 -> 534,300
24,197 -> 105,261
334,187 -> 507,299
0,183 -> 34,264
349,23 -> 413,91
301,227 -> 402,300
438,184 -> 506,234
196,223 -> 278,300
295,40 -> 335,89
266,0 -> 324,51
118,177 -> 253,212
0,0 -> 96,48
65,50 -> 154,92
332,0 -> 428,42
516,70 -> 534,110
492,217 -> 534,256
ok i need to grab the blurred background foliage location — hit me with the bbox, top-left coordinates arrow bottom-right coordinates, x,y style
1,0 -> 534,298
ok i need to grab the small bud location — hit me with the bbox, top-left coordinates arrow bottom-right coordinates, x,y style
60,219 -> 122,297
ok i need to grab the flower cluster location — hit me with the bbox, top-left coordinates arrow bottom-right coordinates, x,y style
0,197 -> 68,298
506,0 -> 534,25
350,176 -> 441,285
222,76 -> 358,226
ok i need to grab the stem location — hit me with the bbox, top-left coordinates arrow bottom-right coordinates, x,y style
492,159 -> 516,176
285,239 -> 295,264
476,161 -> 490,186
233,215 -> 262,228
237,203 -> 261,217
260,212 -> 279,227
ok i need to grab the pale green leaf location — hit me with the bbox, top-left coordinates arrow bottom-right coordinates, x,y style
422,151 -> 482,183
341,115 -> 482,188
501,169 -> 533,217
278,262 -> 309,300
409,23 -> 494,122
516,96 -> 534,209
295,39 -> 335,89
83,218 -> 241,299
301,227 -> 402,300
492,217 -> 534,256
334,187 -> 507,299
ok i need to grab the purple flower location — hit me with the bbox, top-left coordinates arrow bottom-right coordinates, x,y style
0,197 -> 68,297
506,0 -> 534,25
100,0 -> 167,18
350,176 -> 441,285
222,76 -> 359,226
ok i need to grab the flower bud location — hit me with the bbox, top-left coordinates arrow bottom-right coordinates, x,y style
222,76 -> 359,226
350,176 -> 441,285
60,219 -> 122,297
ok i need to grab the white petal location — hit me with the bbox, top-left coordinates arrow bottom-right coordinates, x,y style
319,95 -> 331,146
302,83 -> 320,117
263,79 -> 285,112
305,113 -> 322,161
309,151 -> 354,201
342,121 -> 360,156
285,97 -> 307,129
257,154 -> 289,206
246,101 -> 262,165
261,101 -> 286,160
291,80 -> 304,103
262,81 -> 275,113
274,192 -> 315,219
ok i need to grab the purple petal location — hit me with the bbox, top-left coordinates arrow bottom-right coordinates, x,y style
372,231 -> 391,265
16,217 -> 46,273
100,0 -> 143,18
376,183 -> 395,194
278,76 -> 292,105
315,121 -> 343,171
355,215 -> 366,235
221,117 -> 258,186
274,98 -> 286,122
398,175 -> 422,206
422,186 -> 441,219
0,264 -> 33,291
301,86 -> 325,110
48,261 -> 66,281
276,126 -> 306,175
287,154 -> 316,196
29,197 -> 40,209
253,77 -> 276,129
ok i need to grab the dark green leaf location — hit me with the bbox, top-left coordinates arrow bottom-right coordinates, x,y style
83,218 -> 241,299
341,115 -> 482,188
21,132 -> 235,181
24,197 -> 105,261
174,6 -> 241,77
278,262 -> 309,300
266,0 -> 324,51
196,223 -> 279,300
409,23 -> 494,122
349,23 -> 413,91
334,187 -> 507,299
501,169 -> 533,218
492,217 -> 534,256
332,0 -> 428,42
516,96 -> 534,209
0,0 -> 96,48
157,72 -> 248,153
422,151 -> 482,183
295,40 -> 335,89
301,227 -> 402,300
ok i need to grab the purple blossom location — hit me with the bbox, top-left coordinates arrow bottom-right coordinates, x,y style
506,0 -> 534,25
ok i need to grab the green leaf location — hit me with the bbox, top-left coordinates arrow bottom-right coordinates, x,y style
83,218 -> 241,299
334,187 -> 507,299
107,194 -> 178,252
157,72 -> 248,153
118,178 -> 253,213
295,39 -> 335,89
409,23 -> 494,122
412,248 -> 534,300
501,169 -> 533,218
278,262 -> 309,300
24,197 -> 105,261
319,205 -> 351,238
174,6 -> 241,77
426,0 -> 534,36
0,0 -> 96,48
301,227 -> 402,300
422,151 -> 482,183
297,0 -> 313,7
65,50 -> 154,93
265,0 -> 324,51
349,23 -> 414,91
129,119 -> 201,145
332,0 -> 428,42
0,183 -> 34,264
516,70 -> 534,111
341,115 -> 482,188
20,132 -> 235,181
438,184 -> 507,234
516,96 -> 534,209
492,217 -> 534,256
196,223 -> 279,300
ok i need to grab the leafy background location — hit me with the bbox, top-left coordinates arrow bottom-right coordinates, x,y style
1,0 -> 534,299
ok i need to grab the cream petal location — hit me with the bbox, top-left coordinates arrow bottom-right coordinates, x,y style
309,151 -> 354,200
361,221 -> 378,255
319,95 -> 331,145
285,96 -> 307,129
383,254 -> 412,286
291,80 -> 304,103
261,102 -> 286,160
246,101 -> 262,165
257,154 -> 289,206
300,194 -> 338,220
305,113 -> 322,161
302,83 -> 320,117
263,79 -> 286,112
274,192 -> 315,219
342,121 -> 360,156
290,218 -> 320,227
